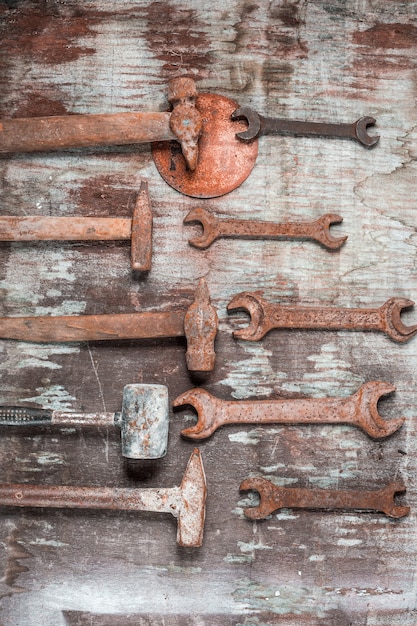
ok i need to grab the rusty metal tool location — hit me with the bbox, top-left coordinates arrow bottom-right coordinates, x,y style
0,384 -> 169,459
232,107 -> 379,148
227,292 -> 417,343
0,448 -> 207,547
240,478 -> 409,520
0,278 -> 218,373
173,382 -> 404,440
0,181 -> 152,272
184,207 -> 346,251
0,77 -> 202,171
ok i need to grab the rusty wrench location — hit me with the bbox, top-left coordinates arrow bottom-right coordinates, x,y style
184,208 -> 346,251
240,478 -> 409,520
227,292 -> 417,343
231,107 -> 379,148
173,382 -> 404,440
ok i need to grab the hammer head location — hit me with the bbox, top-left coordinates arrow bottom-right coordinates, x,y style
184,277 -> 218,373
168,77 -> 202,171
130,180 -> 153,272
118,384 -> 169,459
177,448 -> 207,547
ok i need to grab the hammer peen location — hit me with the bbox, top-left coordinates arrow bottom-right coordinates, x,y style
0,180 -> 153,272
0,448 -> 207,547
0,278 -> 218,374
0,384 -> 169,460
0,77 -> 202,171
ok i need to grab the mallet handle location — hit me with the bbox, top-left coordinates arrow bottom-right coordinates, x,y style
0,112 -> 175,153
0,483 -> 180,514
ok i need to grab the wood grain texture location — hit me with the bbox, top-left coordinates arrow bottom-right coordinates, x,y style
0,1 -> 417,624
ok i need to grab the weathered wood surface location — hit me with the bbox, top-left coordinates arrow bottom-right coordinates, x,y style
1,1 -> 417,624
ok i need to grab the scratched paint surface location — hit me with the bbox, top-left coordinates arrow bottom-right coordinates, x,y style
0,1 -> 417,624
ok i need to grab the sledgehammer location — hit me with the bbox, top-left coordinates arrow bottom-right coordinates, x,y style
0,384 -> 169,459
0,448 -> 207,547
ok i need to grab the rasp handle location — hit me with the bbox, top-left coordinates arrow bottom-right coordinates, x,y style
0,406 -> 53,425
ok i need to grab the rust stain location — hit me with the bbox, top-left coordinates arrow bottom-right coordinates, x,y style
1,529 -> 32,596
13,95 -> 69,118
70,175 -> 137,217
0,8 -> 100,65
353,23 -> 417,49
144,2 -> 212,74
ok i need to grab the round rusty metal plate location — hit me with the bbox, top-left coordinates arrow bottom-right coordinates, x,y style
152,93 -> 259,199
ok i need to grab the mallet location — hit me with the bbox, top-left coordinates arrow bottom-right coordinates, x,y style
0,277 -> 218,373
0,383 -> 169,459
0,181 -> 153,272
0,448 -> 207,547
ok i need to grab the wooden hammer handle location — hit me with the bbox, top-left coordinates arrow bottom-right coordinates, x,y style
0,111 -> 175,153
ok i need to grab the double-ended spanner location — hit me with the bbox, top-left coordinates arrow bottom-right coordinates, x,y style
0,448 -> 207,548
184,207 -> 346,251
0,181 -> 152,272
0,278 -> 218,373
228,292 -> 417,343
173,382 -> 404,440
232,107 -> 379,148
0,77 -> 202,171
240,478 -> 409,520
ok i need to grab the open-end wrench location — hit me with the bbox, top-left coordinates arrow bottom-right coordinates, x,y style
173,382 -> 404,440
240,478 -> 409,520
227,292 -> 417,343
184,208 -> 346,251
231,107 -> 379,148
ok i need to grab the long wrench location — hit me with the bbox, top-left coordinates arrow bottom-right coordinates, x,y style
0,181 -> 152,271
0,278 -> 218,373
0,78 -> 202,171
227,292 -> 417,343
232,107 -> 379,148
184,207 -> 346,251
240,478 -> 409,520
173,382 -> 404,440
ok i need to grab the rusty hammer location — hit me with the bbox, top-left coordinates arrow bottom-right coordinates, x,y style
0,77 -> 203,171
0,448 -> 207,547
0,181 -> 153,272
0,383 -> 169,459
0,277 -> 218,373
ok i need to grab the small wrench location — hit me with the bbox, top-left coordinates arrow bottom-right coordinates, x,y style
184,208 -> 346,251
240,478 -> 409,519
227,292 -> 417,343
231,107 -> 379,148
172,382 -> 404,440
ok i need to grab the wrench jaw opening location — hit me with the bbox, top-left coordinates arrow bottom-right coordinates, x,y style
380,298 -> 417,343
184,208 -> 219,249
173,388 -> 220,440
380,482 -> 410,518
355,116 -> 380,148
231,107 -> 261,143
240,477 -> 280,520
315,214 -> 347,251
353,381 -> 405,439
227,292 -> 269,341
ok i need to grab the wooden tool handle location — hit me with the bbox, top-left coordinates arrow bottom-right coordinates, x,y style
0,111 -> 175,153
